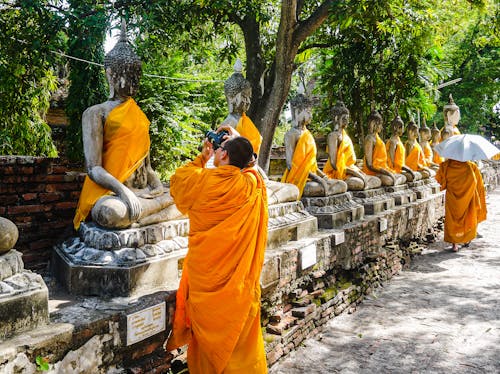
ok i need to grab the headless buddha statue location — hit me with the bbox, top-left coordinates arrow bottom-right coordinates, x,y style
73,24 -> 182,230
443,93 -> 461,136
282,86 -> 347,198
221,60 -> 299,204
431,123 -> 444,165
362,110 -> 406,186
386,114 -> 421,182
324,100 -> 381,190
419,120 -> 439,170
405,121 -> 435,178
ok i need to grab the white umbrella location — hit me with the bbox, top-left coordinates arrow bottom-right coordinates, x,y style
435,134 -> 500,162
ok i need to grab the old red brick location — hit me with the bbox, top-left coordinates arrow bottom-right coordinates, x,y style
7,204 -> 50,215
22,193 -> 37,201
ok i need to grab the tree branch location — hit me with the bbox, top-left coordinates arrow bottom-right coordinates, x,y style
297,42 -> 332,54
293,0 -> 335,46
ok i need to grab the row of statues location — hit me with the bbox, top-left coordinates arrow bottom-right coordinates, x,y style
72,23 -> 462,232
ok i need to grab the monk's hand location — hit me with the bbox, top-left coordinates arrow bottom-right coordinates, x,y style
201,139 -> 214,164
216,125 -> 240,140
120,187 -> 142,222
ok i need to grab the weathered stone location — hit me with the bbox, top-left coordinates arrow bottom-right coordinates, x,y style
0,217 -> 18,253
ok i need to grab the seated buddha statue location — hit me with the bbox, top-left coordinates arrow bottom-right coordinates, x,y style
282,86 -> 347,198
443,93 -> 461,136
222,59 -> 299,204
323,100 -> 381,190
386,114 -> 421,182
419,119 -> 439,170
73,25 -> 182,230
362,109 -> 406,186
430,123 -> 444,165
405,121 -> 435,178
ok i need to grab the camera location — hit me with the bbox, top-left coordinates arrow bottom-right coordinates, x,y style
205,130 -> 229,150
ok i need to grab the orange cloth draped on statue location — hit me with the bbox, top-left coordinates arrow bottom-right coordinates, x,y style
73,98 -> 150,230
405,143 -> 427,171
281,129 -> 318,198
435,159 -> 487,244
236,113 -> 262,155
363,134 -> 394,175
386,139 -> 406,174
323,129 -> 357,180
431,144 -> 444,164
452,126 -> 461,135
166,155 -> 268,374
422,143 -> 433,165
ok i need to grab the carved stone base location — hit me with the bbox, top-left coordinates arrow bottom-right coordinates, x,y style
351,188 -> 395,215
384,185 -> 417,206
423,178 -> 441,194
408,180 -> 433,200
301,193 -> 364,229
0,250 -> 48,339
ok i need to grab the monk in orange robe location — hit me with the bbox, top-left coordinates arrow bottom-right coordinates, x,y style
166,133 -> 268,374
436,159 -> 487,251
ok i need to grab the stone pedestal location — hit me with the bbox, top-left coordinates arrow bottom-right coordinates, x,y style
351,188 -> 395,215
0,250 -> 49,340
408,180 -> 433,200
424,177 -> 441,194
384,184 -> 417,206
301,192 -> 364,229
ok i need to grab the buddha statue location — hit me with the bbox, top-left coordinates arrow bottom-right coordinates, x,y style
405,121 -> 435,178
222,59 -> 299,204
440,126 -> 453,142
73,23 -> 182,230
362,109 -> 406,186
443,94 -> 461,135
419,119 -> 439,169
282,86 -> 347,198
386,114 -> 421,182
324,100 -> 381,190
430,123 -> 444,165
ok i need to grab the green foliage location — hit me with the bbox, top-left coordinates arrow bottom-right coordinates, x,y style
0,2 -> 63,156
35,356 -> 49,371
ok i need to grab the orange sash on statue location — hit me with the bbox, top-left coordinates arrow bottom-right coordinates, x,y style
422,142 -> 433,165
235,113 -> 262,155
436,160 -> 487,243
281,129 -> 318,198
386,138 -> 406,174
324,129 -> 357,180
363,134 -> 393,175
167,156 -> 268,374
73,98 -> 150,230
405,142 -> 427,171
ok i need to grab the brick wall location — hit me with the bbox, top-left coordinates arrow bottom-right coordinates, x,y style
0,156 -> 85,272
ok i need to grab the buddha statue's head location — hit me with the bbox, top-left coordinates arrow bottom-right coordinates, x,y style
331,100 -> 350,131
419,119 -> 431,141
104,21 -> 142,99
391,114 -> 404,136
407,121 -> 419,141
290,82 -> 314,129
224,59 -> 252,115
431,123 -> 441,143
367,109 -> 383,134
443,94 -> 460,127
441,126 -> 453,141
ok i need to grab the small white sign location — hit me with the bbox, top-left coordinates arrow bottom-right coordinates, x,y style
127,302 -> 166,346
300,243 -> 317,270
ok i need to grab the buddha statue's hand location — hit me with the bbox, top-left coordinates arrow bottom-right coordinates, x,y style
120,187 -> 142,222
135,185 -> 164,199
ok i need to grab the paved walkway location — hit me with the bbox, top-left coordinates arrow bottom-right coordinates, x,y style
270,189 -> 500,374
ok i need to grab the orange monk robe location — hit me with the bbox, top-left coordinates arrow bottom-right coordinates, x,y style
385,138 -> 406,174
436,159 -> 487,244
362,134 -> 394,175
166,155 -> 268,374
323,129 -> 357,180
73,98 -> 150,230
422,142 -> 434,165
281,129 -> 318,198
405,142 -> 428,171
236,113 -> 262,155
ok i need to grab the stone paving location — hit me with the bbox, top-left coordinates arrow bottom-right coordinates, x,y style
270,189 -> 500,374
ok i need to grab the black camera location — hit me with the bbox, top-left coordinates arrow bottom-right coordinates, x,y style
205,130 -> 229,150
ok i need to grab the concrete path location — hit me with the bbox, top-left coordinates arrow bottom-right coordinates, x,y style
270,189 -> 500,374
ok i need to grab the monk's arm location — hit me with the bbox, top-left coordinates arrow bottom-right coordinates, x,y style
82,105 -> 141,220
170,154 -> 207,213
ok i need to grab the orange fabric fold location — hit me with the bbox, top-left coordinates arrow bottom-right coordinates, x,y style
167,155 -> 268,374
281,129 -> 318,198
363,134 -> 394,175
386,138 -> 406,174
436,160 -> 487,244
323,129 -> 357,180
405,143 -> 427,171
73,98 -> 150,230
235,113 -> 262,155
422,142 -> 433,165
